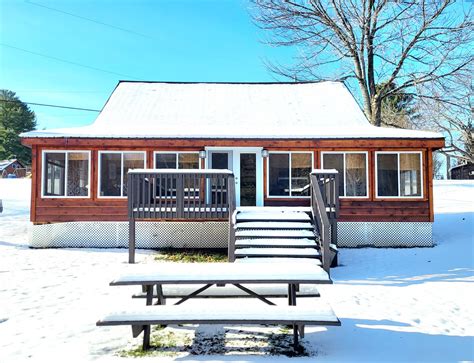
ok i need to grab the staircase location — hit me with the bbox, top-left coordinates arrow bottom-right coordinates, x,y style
231,207 -> 335,268
228,171 -> 340,274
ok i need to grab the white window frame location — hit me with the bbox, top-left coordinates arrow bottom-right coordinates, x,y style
321,151 -> 369,199
41,150 -> 91,199
375,151 -> 424,199
266,151 -> 314,199
98,151 -> 146,199
153,151 -> 202,169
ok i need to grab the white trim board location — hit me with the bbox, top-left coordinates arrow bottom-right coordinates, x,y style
97,150 -> 147,199
266,151 -> 314,199
320,151 -> 369,199
41,150 -> 91,199
205,147 -> 263,207
374,151 -> 424,199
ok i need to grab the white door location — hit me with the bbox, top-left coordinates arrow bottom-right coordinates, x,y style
207,147 -> 263,207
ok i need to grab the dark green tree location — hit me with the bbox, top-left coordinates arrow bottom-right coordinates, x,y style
376,81 -> 417,129
0,90 -> 36,164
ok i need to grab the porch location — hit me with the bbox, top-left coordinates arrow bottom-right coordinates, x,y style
127,169 -> 340,272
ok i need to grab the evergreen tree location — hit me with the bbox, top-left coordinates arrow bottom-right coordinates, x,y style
0,90 -> 36,164
376,81 -> 417,129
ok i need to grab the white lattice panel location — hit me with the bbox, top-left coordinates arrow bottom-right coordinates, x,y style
337,222 -> 433,247
30,222 -> 228,249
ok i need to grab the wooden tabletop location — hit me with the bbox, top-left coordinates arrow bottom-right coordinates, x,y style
110,262 -> 331,286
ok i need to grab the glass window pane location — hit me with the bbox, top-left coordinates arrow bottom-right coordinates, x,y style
155,153 -> 176,169
322,154 -> 344,196
67,152 -> 89,196
211,152 -> 229,169
100,153 -> 121,197
44,153 -> 65,196
400,153 -> 421,197
346,153 -> 367,197
291,153 -> 312,196
377,154 -> 398,196
123,153 -> 145,196
240,153 -> 256,206
269,154 -> 289,196
178,153 -> 199,169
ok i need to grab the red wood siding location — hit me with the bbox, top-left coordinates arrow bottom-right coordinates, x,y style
29,139 -> 441,224
35,200 -> 128,223
23,137 -> 445,149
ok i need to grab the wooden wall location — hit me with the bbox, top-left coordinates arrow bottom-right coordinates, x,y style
27,138 -> 442,224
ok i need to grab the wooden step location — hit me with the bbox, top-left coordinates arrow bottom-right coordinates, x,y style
235,238 -> 317,248
235,257 -> 322,266
235,247 -> 320,258
235,221 -> 313,230
235,229 -> 315,239
236,211 -> 311,222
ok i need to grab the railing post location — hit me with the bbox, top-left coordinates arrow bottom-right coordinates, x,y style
310,171 -> 340,273
128,173 -> 136,264
332,172 -> 340,246
176,173 -> 184,219
227,174 -> 236,262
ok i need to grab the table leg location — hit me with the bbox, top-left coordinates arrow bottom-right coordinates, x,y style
293,326 -> 299,350
288,283 -> 300,350
156,284 -> 166,305
143,284 -> 153,350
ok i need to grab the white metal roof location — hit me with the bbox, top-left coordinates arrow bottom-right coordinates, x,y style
0,159 -> 20,170
21,81 -> 442,140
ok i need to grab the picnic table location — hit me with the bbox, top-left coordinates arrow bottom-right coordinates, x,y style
110,261 -> 332,305
98,262 -> 339,350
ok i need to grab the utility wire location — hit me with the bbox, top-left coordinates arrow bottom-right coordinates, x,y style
0,99 -> 100,112
0,43 -> 140,80
26,0 -> 154,39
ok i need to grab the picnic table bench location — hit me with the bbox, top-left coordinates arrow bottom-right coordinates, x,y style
97,262 -> 340,350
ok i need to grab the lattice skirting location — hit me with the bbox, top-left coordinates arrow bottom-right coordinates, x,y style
337,222 -> 433,247
29,221 -> 229,249
29,221 -> 432,248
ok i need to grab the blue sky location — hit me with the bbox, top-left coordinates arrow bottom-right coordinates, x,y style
1,0 -> 294,130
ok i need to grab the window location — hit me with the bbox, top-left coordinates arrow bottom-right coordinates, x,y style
154,152 -> 200,169
42,151 -> 90,197
376,152 -> 422,198
99,151 -> 146,197
321,152 -> 368,197
268,152 -> 313,197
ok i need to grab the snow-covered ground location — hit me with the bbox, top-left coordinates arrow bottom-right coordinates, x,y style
0,179 -> 473,362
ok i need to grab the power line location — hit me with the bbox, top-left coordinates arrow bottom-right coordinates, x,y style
0,43 -> 140,80
14,89 -> 109,94
0,99 -> 100,112
26,0 -> 154,40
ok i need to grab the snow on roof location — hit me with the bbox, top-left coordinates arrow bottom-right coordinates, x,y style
0,159 -> 21,170
21,81 -> 442,140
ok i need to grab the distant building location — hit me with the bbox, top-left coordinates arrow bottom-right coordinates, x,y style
450,163 -> 474,180
0,159 -> 26,178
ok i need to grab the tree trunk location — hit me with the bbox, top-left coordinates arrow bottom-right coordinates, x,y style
370,96 -> 382,127
446,154 -> 451,180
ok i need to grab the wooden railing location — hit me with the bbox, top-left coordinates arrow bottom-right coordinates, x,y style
310,170 -> 340,273
128,169 -> 236,263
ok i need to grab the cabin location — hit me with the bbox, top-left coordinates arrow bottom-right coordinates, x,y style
450,162 -> 474,180
21,81 -> 444,251
0,159 -> 26,178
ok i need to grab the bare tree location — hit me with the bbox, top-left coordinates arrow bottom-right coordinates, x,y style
415,76 -> 473,164
252,0 -> 473,126
432,151 -> 444,179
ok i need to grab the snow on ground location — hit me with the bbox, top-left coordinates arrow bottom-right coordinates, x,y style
0,179 -> 473,362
